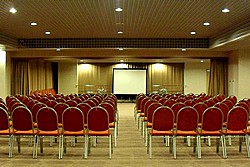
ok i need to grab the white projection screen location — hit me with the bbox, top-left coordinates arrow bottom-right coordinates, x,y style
113,69 -> 147,94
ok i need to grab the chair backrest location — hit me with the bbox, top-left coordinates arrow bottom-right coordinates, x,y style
146,103 -> 162,124
99,102 -> 115,123
12,106 -> 34,131
84,99 -> 97,107
31,102 -> 47,123
163,99 -> 176,108
204,99 -> 215,107
54,103 -> 69,124
46,100 -> 58,108
27,100 -> 37,110
37,107 -> 58,131
66,100 -> 78,107
222,99 -> 234,110
158,98 -> 168,105
235,101 -> 249,113
39,97 -> 49,104
0,103 -> 8,112
214,102 -> 229,122
226,106 -> 248,131
87,106 -> 109,131
193,102 -> 208,123
136,94 -> 146,110
176,106 -> 198,131
152,106 -> 174,131
55,97 -> 66,103
140,97 -> 150,114
184,100 -> 196,107
72,97 -> 83,104
0,107 -> 10,131
76,103 -> 92,124
227,95 -> 237,105
144,99 -> 155,116
201,107 -> 223,131
62,107 -> 84,132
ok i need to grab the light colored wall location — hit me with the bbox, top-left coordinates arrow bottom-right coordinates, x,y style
228,51 -> 239,98
0,51 -> 6,99
238,49 -> 250,100
184,60 -> 210,95
58,62 -> 78,95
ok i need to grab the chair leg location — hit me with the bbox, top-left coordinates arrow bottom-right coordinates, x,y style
173,136 -> 177,159
58,135 -> 62,159
84,135 -> 88,159
246,134 -> 250,158
109,134 -> 112,159
9,135 -> 13,158
149,135 -> 152,158
32,136 -> 36,159
228,135 -> 232,145
17,136 -> 21,153
187,136 -> 191,146
222,135 -> 227,159
197,136 -> 201,159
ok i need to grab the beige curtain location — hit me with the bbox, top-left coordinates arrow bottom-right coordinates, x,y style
78,63 -> 184,95
208,59 -> 228,96
28,60 -> 53,91
11,59 -> 53,96
78,64 -> 113,94
11,60 -> 29,95
147,63 -> 184,94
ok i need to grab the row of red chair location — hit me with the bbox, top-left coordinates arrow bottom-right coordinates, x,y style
29,88 -> 56,96
134,93 -> 250,159
0,93 -> 117,159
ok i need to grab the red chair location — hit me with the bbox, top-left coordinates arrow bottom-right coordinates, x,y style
66,100 -> 78,107
145,102 -> 162,146
0,107 -> 12,157
198,107 -> 226,159
11,106 -> 37,158
223,106 -> 250,158
163,99 -> 176,108
184,100 -> 196,107
148,106 -> 175,158
171,102 -> 186,124
85,106 -> 112,159
174,106 -> 199,159
36,107 -> 62,159
61,107 -> 85,158
54,103 -> 69,127
77,103 -> 92,128
45,100 -> 58,108
100,102 -> 117,147
193,102 -> 208,125
31,102 -> 47,125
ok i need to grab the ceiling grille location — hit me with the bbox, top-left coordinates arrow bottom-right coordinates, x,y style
18,38 -> 209,49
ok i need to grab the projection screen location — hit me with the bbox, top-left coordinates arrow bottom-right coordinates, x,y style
113,69 -> 147,94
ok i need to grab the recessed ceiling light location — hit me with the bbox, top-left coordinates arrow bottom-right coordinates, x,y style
190,31 -> 196,35
222,8 -> 230,13
80,60 -> 84,62
56,48 -> 61,52
115,8 -> 123,12
45,31 -> 51,35
182,48 -> 187,52
203,22 -> 210,26
118,31 -> 123,34
118,48 -> 124,51
120,59 -> 124,62
201,60 -> 204,63
31,22 -> 37,26
9,7 -> 17,14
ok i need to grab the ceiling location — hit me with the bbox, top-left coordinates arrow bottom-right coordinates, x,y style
1,0 -> 250,62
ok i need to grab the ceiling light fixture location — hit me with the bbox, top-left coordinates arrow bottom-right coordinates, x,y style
118,31 -> 123,34
115,8 -> 123,12
118,48 -> 124,51
31,22 -> 37,26
45,31 -> 51,35
222,8 -> 230,13
182,48 -> 187,52
9,7 -> 17,14
201,60 -> 204,63
56,48 -> 61,52
203,22 -> 210,26
190,31 -> 196,35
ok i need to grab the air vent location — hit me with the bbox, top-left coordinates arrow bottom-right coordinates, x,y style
18,38 -> 209,49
